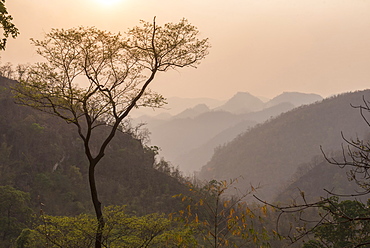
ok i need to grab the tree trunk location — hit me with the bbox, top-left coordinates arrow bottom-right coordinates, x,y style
89,161 -> 104,248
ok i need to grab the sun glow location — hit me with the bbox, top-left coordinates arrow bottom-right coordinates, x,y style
95,0 -> 122,7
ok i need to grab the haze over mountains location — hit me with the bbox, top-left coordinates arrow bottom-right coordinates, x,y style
2,73 -> 369,220
198,90 -> 370,202
132,91 -> 323,173
131,89 -> 370,203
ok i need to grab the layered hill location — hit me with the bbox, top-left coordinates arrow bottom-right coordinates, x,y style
198,90 -> 370,202
215,92 -> 265,114
141,92 -> 322,172
173,102 -> 295,173
148,110 -> 245,163
0,77 -> 188,216
130,96 -> 224,118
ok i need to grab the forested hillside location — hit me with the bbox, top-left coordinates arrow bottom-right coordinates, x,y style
2,74 -> 369,246
276,158 -> 363,203
199,90 -> 370,202
0,76 -> 188,216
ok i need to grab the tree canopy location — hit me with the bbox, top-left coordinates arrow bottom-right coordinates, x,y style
15,19 -> 209,127
0,0 -> 18,50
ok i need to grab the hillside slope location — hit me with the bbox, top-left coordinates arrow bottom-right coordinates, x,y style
199,90 -> 370,201
276,158 -> 363,203
0,77 -> 188,216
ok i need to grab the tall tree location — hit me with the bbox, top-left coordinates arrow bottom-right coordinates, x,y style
0,0 -> 18,50
13,18 -> 209,248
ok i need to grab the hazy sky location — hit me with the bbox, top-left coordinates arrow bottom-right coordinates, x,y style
2,0 -> 370,100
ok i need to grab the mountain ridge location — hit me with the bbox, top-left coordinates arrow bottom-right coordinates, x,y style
198,90 -> 370,201
140,91 -> 323,172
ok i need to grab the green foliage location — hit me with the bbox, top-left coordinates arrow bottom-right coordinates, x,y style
22,206 -> 196,247
0,0 -> 19,50
30,122 -> 44,133
303,198 -> 370,248
174,179 -> 271,247
302,240 -> 325,248
0,186 -> 32,247
15,228 -> 33,248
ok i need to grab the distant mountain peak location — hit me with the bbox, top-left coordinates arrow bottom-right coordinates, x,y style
215,91 -> 264,114
193,103 -> 209,111
234,91 -> 253,96
174,103 -> 210,119
266,92 -> 323,108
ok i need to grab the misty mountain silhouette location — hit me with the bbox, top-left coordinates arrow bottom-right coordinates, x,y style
265,91 -> 322,108
173,102 -> 295,173
215,92 -> 265,114
198,90 -> 370,202
136,91 -> 323,174
174,104 -> 210,119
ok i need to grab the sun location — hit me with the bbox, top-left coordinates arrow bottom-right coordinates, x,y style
95,0 -> 122,6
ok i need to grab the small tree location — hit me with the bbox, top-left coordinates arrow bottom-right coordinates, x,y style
175,179 -> 271,247
14,18 -> 209,248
